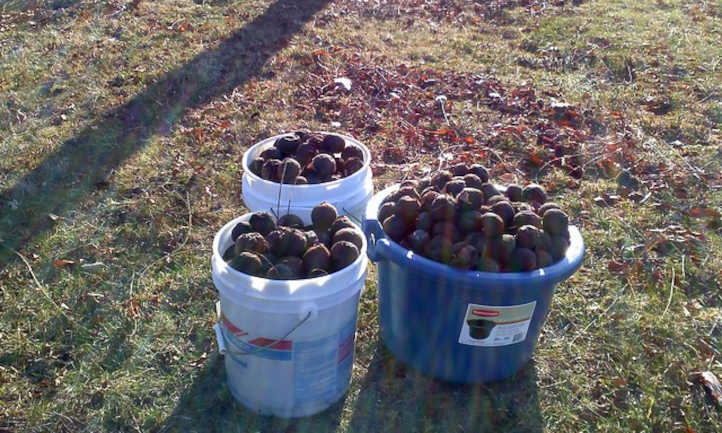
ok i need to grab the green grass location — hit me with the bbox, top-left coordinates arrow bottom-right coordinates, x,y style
1,0 -> 721,432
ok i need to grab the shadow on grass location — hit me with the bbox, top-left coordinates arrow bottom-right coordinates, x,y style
156,352 -> 346,433
157,341 -> 541,433
347,342 -> 543,433
0,0 -> 330,268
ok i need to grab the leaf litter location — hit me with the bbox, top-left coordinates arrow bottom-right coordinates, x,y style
294,49 -> 602,178
325,0 -> 584,25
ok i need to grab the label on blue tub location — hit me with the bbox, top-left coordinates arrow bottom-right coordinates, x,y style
458,301 -> 536,347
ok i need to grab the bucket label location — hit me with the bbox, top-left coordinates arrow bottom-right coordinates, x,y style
221,314 -> 294,360
292,318 -> 355,405
458,301 -> 536,347
221,313 -> 356,410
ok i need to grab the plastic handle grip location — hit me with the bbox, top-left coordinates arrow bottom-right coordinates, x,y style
214,323 -> 227,355
363,218 -> 386,262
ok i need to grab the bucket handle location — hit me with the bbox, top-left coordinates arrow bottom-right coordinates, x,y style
214,310 -> 312,357
363,218 -> 389,262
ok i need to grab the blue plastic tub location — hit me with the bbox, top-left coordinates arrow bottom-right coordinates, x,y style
363,185 -> 585,383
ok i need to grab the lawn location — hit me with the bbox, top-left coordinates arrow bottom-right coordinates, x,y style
1,0 -> 721,432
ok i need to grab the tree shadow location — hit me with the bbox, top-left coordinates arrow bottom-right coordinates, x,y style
156,352 -> 347,433
347,342 -> 543,433
0,0 -> 330,268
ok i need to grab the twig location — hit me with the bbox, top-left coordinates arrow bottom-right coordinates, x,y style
104,5 -> 127,18
276,161 -> 288,218
129,190 -> 193,295
681,254 -> 686,279
652,138 -> 705,183
540,379 -> 568,389
436,95 -> 450,126
51,411 -> 86,429
662,267 -> 675,317
639,191 -> 653,204
709,316 -> 720,337
183,190 -> 192,247
569,284 -> 627,346
3,245 -> 77,326
697,93 -> 717,104
482,145 -> 511,169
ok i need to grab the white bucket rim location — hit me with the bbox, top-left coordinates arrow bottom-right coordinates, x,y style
212,212 -> 368,302
241,131 -> 371,190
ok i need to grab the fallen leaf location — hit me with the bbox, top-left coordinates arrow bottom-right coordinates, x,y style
498,172 -> 516,184
607,260 -> 626,272
613,377 -> 627,387
528,152 -> 543,166
550,99 -> 572,109
53,259 -> 75,268
617,170 -> 641,191
628,191 -> 644,202
333,77 -> 352,91
644,96 -> 673,115
693,371 -> 721,407
689,207 -> 720,218
594,194 -> 621,207
48,213 -> 61,221
124,298 -> 141,319
594,196 -> 609,207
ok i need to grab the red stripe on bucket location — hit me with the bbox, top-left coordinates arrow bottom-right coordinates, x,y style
221,314 -> 291,350
472,309 -> 500,317
221,314 -> 248,337
337,334 -> 354,364
248,338 -> 292,351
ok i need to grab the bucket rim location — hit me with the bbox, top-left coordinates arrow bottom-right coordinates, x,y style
212,212 -> 368,301
241,131 -> 371,190
364,184 -> 584,286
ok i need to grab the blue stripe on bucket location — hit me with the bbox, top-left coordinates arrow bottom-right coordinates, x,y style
227,352 -> 248,368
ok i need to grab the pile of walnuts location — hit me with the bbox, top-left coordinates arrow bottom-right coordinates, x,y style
379,164 -> 571,272
224,202 -> 363,279
248,132 -> 365,185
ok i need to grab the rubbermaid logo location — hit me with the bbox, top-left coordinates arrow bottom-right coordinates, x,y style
472,309 -> 500,317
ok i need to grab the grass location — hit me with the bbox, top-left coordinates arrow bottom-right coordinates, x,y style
1,0 -> 721,432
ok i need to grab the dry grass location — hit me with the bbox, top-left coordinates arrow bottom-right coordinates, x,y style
1,0 -> 720,432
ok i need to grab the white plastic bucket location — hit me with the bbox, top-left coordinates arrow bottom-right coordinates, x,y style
241,132 -> 374,223
211,213 -> 368,418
